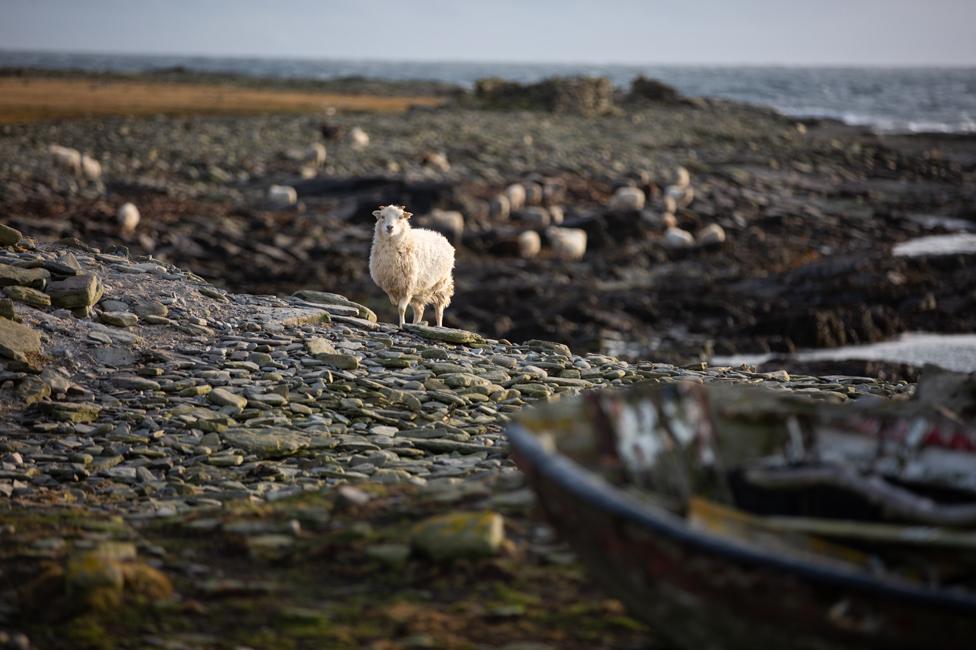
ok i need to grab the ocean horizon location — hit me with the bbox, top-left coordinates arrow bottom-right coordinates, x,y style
3,49 -> 976,134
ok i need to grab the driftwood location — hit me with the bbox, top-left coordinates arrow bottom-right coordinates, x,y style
745,465 -> 976,528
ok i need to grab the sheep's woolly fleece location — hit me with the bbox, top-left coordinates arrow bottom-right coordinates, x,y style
369,204 -> 455,324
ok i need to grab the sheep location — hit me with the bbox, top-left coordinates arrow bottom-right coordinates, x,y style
504,183 -> 526,211
268,185 -> 297,208
608,186 -> 645,212
49,145 -> 81,176
697,223 -> 726,246
517,230 -> 541,258
117,203 -> 140,237
370,204 -> 455,327
348,126 -> 370,150
547,226 -> 587,261
80,154 -> 102,181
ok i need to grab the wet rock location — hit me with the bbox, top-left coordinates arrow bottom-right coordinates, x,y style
411,511 -> 505,562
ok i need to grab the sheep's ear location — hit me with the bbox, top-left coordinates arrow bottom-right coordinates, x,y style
402,211 -> 413,219
372,210 -> 382,219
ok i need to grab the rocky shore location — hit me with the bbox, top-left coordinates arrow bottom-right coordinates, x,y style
1,72 -> 973,378
0,226 -> 914,649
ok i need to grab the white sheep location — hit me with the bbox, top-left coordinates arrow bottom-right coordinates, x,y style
80,154 -> 102,181
608,186 -> 645,212
517,206 -> 550,228
547,226 -> 587,261
427,209 -> 465,243
348,126 -> 370,150
49,145 -> 81,176
117,203 -> 140,236
548,205 -> 565,225
370,204 -> 455,327
505,183 -> 526,211
517,231 -> 541,258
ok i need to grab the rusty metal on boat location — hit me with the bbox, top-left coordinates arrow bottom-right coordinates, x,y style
506,374 -> 976,650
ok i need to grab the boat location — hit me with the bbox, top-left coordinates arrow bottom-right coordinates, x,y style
505,372 -> 976,649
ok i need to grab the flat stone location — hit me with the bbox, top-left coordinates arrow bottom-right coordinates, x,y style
209,388 -> 247,410
3,285 -> 51,308
404,324 -> 485,345
47,274 -> 104,309
40,401 -> 101,423
316,353 -> 360,370
0,317 -> 41,360
98,311 -> 139,327
293,290 -> 377,322
112,375 -> 161,391
305,337 -> 336,356
133,301 -> 168,318
0,264 -> 49,290
222,427 -> 307,458
0,298 -> 15,320
16,375 -> 51,405
0,224 -> 22,246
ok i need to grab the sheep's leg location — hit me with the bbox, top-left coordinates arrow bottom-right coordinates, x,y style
396,297 -> 410,327
411,302 -> 425,324
434,302 -> 446,328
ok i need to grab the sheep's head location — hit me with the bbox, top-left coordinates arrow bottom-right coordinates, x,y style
373,204 -> 412,238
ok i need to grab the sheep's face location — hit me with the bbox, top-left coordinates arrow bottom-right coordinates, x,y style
373,205 -> 412,239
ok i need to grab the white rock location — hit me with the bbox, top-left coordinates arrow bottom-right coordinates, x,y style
49,144 -> 81,175
505,183 -> 526,211
663,227 -> 695,249
80,155 -> 102,181
348,126 -> 370,150
697,223 -> 726,246
517,231 -> 541,258
608,186 -> 645,212
547,227 -> 587,261
268,185 -> 298,208
117,203 -> 140,236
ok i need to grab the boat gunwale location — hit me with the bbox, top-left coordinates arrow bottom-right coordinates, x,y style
506,421 -> 976,613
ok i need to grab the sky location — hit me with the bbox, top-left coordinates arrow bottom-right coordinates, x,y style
1,0 -> 975,66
